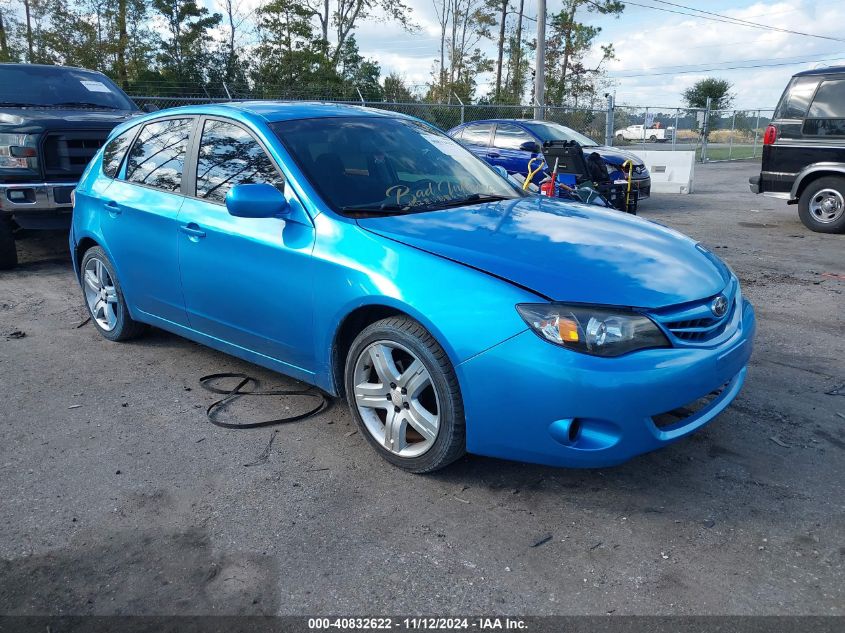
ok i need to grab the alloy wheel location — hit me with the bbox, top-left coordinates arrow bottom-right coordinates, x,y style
352,340 -> 440,458
83,257 -> 119,331
809,188 -> 845,224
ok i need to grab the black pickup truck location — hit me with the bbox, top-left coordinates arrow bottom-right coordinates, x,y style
0,64 -> 142,268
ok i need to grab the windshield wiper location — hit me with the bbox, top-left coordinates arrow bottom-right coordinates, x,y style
423,193 -> 510,210
52,101 -> 121,110
340,202 -> 412,216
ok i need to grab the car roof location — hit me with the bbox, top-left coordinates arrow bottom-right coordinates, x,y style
0,62 -> 108,75
455,119 -> 551,127
793,65 -> 845,77
146,101 -> 414,124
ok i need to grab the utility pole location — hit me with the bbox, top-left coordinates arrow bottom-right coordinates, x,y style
533,0 -> 546,119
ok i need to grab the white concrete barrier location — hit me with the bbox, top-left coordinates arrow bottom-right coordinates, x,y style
627,150 -> 695,194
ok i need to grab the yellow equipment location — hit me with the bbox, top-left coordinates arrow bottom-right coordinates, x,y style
523,156 -> 546,190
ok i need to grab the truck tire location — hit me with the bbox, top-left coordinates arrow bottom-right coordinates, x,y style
798,176 -> 845,234
649,134 -> 657,142
0,216 -> 18,270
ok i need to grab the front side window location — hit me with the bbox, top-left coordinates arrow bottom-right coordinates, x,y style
196,120 -> 283,204
461,123 -> 492,146
272,117 -> 521,216
125,118 -> 193,193
774,76 -> 819,120
101,127 -> 137,178
803,79 -> 845,136
493,124 -> 534,150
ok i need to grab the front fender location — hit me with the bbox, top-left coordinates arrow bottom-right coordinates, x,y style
309,213 -> 542,393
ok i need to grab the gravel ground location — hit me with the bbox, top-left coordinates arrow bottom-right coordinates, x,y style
0,161 -> 843,616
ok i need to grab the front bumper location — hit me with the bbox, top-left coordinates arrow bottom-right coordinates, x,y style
0,182 -> 75,213
749,175 -> 760,194
456,297 -> 755,468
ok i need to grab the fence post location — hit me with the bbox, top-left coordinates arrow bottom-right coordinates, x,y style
453,92 -> 465,125
672,108 -> 679,151
752,109 -> 761,158
728,110 -> 736,160
604,93 -> 614,146
355,87 -> 365,105
701,97 -> 711,162
222,82 -> 232,100
642,107 -> 649,152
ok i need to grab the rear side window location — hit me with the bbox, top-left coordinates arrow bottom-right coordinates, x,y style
101,127 -> 136,178
461,123 -> 492,146
803,79 -> 845,136
195,120 -> 283,204
774,76 -> 819,119
493,124 -> 534,150
125,118 -> 193,193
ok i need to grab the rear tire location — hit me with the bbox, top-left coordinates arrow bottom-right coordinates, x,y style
80,246 -> 146,341
798,176 -> 845,233
0,216 -> 18,270
344,316 -> 465,473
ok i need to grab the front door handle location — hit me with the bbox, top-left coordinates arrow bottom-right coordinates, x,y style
179,223 -> 206,239
486,152 -> 500,158
104,200 -> 121,215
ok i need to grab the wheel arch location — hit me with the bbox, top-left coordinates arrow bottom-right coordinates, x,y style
791,163 -> 845,200
329,301 -> 458,398
74,236 -> 101,280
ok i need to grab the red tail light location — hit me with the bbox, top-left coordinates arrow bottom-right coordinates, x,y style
763,124 -> 778,145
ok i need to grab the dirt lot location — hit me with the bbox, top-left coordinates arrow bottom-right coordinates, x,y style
0,161 -> 843,616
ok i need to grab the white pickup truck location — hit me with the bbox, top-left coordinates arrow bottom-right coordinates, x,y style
615,124 -> 674,142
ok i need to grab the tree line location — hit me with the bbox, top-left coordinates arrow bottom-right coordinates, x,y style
0,0 -> 625,105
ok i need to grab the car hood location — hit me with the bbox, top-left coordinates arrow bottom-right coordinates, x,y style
357,197 -> 729,308
0,107 -> 139,134
585,145 -> 644,168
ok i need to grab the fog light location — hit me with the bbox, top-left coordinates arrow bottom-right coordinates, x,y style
9,190 -> 27,201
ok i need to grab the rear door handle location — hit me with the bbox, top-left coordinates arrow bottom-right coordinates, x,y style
179,223 -> 206,239
104,200 -> 121,215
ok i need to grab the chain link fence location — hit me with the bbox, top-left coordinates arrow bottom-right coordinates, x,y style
610,105 -> 775,161
128,93 -> 772,162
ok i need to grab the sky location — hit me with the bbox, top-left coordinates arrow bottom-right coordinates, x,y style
349,0 -> 845,108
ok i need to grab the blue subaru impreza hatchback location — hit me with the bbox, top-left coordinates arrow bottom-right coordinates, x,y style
70,102 -> 755,473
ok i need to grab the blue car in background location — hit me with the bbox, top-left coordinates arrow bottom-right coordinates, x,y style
448,119 -> 652,199
70,102 -> 754,473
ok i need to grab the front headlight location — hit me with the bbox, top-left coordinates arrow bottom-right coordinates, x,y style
0,133 -> 38,171
516,303 -> 670,357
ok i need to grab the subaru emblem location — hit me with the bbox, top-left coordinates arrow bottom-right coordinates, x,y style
711,295 -> 728,317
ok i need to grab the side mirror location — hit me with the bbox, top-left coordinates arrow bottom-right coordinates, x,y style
141,103 -> 159,113
519,140 -> 541,153
225,183 -> 289,219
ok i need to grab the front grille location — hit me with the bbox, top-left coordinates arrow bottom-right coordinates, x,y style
42,131 -> 109,180
665,315 -> 729,342
650,278 -> 738,346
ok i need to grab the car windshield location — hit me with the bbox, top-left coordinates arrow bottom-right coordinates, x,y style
0,65 -> 137,110
524,122 -> 599,147
272,116 -> 522,217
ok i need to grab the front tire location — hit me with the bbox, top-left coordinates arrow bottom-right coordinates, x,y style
0,216 -> 17,270
80,246 -> 146,341
798,176 -> 845,233
344,316 -> 465,473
